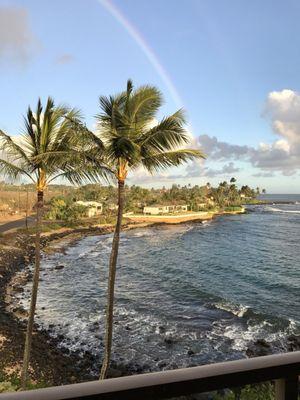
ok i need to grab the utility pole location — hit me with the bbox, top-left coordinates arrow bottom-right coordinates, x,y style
25,186 -> 29,229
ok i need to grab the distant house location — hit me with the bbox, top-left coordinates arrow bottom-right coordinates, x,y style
76,201 -> 103,218
207,196 -> 215,206
108,204 -> 118,211
143,204 -> 188,215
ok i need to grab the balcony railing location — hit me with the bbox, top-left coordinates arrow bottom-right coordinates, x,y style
1,351 -> 299,400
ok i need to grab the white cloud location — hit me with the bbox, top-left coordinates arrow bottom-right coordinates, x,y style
192,89 -> 300,177
0,6 -> 39,66
129,89 -> 300,185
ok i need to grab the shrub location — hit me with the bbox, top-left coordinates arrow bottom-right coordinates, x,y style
45,197 -> 87,222
0,381 -> 17,393
213,382 -> 274,399
224,205 -> 243,212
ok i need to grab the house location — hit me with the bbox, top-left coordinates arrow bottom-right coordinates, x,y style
143,204 -> 188,215
207,196 -> 215,206
76,201 -> 103,218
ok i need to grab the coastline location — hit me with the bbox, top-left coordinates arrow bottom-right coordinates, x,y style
123,207 -> 245,224
0,221 -> 164,385
2,205 -> 299,387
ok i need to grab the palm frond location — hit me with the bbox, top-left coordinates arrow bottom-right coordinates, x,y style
63,114 -> 105,151
106,137 -> 140,166
141,149 -> 205,173
138,109 -> 188,153
0,159 -> 34,182
0,130 -> 31,163
48,162 -> 114,186
97,94 -> 127,134
128,85 -> 162,125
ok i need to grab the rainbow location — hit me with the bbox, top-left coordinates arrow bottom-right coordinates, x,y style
97,0 -> 184,108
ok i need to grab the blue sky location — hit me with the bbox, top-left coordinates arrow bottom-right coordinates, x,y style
0,0 -> 300,193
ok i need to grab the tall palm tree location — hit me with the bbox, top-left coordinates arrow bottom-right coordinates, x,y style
85,80 -> 205,378
0,97 -> 109,389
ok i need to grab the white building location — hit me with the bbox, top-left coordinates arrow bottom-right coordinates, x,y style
143,204 -> 188,215
76,201 -> 103,218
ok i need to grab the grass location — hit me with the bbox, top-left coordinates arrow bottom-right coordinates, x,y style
212,382 -> 275,399
224,205 -> 244,212
0,370 -> 48,393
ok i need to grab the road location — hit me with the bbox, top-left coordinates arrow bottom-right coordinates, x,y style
0,216 -> 36,233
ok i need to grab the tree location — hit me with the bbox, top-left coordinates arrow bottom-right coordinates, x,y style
86,80 -> 205,378
0,97 -> 108,389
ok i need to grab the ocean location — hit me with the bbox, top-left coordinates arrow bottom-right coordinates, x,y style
16,196 -> 300,372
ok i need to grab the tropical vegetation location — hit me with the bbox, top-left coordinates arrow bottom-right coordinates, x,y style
72,80 -> 205,378
0,97 -> 108,388
0,82 -> 267,391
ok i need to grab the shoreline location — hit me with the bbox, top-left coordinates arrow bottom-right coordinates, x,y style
123,207 -> 245,224
0,221 -> 165,385
1,207 -> 299,388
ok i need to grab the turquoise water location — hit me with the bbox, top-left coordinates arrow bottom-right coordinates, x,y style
18,201 -> 300,371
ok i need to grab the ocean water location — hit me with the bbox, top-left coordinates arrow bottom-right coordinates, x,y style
17,201 -> 300,372
258,193 -> 300,203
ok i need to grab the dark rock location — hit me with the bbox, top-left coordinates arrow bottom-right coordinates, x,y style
158,361 -> 167,369
125,325 -> 131,331
246,339 -> 272,357
188,349 -> 195,356
256,339 -> 271,348
158,325 -> 166,334
13,286 -> 24,293
287,334 -> 300,351
55,265 -> 65,270
108,368 -> 123,378
164,336 -> 177,345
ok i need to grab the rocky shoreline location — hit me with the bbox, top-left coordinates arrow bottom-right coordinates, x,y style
0,225 -> 132,385
1,218 -> 299,388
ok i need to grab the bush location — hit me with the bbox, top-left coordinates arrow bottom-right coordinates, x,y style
213,382 -> 274,399
45,197 -> 87,222
0,381 -> 17,393
224,206 -> 243,212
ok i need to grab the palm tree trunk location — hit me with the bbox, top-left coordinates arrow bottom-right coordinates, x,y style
21,190 -> 43,389
100,180 -> 125,379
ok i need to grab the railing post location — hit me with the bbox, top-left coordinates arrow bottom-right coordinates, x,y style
275,376 -> 298,400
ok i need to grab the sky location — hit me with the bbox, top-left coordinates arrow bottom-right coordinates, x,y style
0,0 -> 300,193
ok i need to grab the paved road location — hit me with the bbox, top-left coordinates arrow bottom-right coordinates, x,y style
0,216 -> 36,233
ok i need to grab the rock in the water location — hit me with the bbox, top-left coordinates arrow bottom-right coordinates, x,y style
287,334 -> 300,351
55,265 -> 65,270
108,368 -> 123,378
164,337 -> 174,345
246,339 -> 271,357
158,325 -> 166,334
158,360 -> 167,369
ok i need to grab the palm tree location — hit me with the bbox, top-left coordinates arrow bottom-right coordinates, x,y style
0,97 -> 108,389
86,80 -> 205,379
